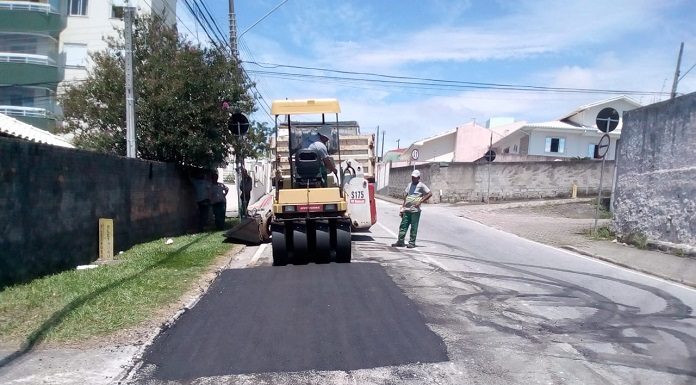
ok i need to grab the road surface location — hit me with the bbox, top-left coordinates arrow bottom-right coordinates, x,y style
129,199 -> 696,384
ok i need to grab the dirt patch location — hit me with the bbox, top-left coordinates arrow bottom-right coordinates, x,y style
500,202 -> 598,219
453,200 -> 611,248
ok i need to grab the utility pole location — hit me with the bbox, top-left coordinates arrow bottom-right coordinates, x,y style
375,125 -> 380,162
396,139 -> 400,149
228,0 -> 244,219
229,0 -> 239,59
381,130 -> 385,159
670,42 -> 684,99
124,3 -> 136,158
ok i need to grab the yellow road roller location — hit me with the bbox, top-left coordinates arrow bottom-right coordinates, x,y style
270,98 -> 352,265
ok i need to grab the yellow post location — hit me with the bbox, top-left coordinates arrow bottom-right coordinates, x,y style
572,183 -> 578,199
99,218 -> 114,261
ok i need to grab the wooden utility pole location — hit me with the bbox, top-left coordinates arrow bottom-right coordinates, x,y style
670,42 -> 684,99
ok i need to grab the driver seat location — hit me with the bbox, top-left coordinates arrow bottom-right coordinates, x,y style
294,149 -> 323,187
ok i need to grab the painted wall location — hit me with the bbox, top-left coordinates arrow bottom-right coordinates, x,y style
0,136 -> 198,287
527,129 -> 618,160
383,160 -> 613,203
613,92 -> 696,246
453,123 -> 502,162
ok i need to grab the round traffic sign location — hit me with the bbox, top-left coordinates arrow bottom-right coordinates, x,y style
597,134 -> 611,158
596,107 -> 620,133
228,112 -> 250,135
411,148 -> 420,161
484,150 -> 496,162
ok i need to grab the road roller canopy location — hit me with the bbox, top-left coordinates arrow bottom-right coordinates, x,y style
271,99 -> 341,116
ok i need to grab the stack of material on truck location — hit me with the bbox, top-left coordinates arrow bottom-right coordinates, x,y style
272,120 -> 376,180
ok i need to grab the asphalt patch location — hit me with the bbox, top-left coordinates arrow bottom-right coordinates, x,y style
142,263 -> 448,380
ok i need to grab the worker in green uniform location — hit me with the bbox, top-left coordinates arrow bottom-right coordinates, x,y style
392,169 -> 432,248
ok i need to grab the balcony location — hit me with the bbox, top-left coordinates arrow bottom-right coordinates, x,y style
0,1 -> 67,36
0,53 -> 62,87
0,105 -> 56,131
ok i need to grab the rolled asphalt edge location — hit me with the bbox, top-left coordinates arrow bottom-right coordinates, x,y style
376,195 -> 696,290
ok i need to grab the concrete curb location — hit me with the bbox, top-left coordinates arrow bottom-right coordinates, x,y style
561,245 -> 696,289
376,194 -> 403,205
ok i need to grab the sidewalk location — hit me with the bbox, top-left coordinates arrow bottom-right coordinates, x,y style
377,194 -> 696,288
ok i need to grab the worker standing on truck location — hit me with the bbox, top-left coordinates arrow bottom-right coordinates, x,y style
303,128 -> 337,186
392,170 -> 432,248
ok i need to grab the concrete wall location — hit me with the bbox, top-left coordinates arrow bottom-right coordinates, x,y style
613,93 -> 696,246
0,137 -> 198,287
382,160 -> 613,203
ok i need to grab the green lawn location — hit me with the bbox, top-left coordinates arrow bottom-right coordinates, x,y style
0,230 -> 236,347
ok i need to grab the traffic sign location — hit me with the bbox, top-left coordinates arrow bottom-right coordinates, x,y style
596,107 -> 620,133
228,112 -> 250,135
411,148 -> 420,161
484,150 -> 496,162
596,134 -> 611,159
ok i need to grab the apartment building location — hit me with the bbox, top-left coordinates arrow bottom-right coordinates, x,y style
0,0 -> 68,131
60,0 -> 177,84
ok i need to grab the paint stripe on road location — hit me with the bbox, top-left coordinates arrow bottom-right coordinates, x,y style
376,221 -> 398,238
247,243 -> 267,267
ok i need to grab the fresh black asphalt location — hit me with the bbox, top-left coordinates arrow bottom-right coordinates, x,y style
142,263 -> 448,381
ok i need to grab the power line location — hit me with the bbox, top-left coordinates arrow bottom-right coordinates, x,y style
238,0 -> 289,39
244,65 -> 668,96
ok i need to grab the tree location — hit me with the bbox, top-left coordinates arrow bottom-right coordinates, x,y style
59,14 -> 262,169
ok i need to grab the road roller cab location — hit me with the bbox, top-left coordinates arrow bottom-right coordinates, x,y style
271,99 -> 352,266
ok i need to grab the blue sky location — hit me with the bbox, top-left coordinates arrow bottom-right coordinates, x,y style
178,0 -> 696,151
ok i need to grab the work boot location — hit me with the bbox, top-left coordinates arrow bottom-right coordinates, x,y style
406,243 -> 416,248
391,241 -> 406,247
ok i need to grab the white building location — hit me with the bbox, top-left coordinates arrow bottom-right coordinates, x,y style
491,96 -> 642,161
60,0 -> 176,84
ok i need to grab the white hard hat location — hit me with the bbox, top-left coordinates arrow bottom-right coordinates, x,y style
411,170 -> 421,177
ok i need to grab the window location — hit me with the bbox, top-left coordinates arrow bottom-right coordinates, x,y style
588,144 -> 597,158
513,144 -> 518,153
69,0 -> 88,16
63,43 -> 88,68
503,147 -> 510,154
544,137 -> 565,153
111,5 -> 124,19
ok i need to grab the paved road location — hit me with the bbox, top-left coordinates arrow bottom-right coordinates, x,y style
130,199 -> 696,384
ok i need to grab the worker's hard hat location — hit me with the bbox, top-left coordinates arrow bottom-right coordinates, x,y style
411,170 -> 421,177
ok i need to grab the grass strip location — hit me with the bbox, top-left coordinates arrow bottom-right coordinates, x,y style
0,230 -> 235,346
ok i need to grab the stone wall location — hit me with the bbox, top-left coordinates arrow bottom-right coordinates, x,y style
382,160 -> 613,203
0,137 -> 199,287
613,92 -> 696,246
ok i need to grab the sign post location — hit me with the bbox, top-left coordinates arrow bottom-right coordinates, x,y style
483,149 -> 496,204
228,112 -> 250,220
593,108 -> 620,234
410,148 -> 419,170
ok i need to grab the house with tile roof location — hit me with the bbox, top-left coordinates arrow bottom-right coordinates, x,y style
491,96 -> 642,161
0,112 -> 74,148
399,121 -> 503,165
